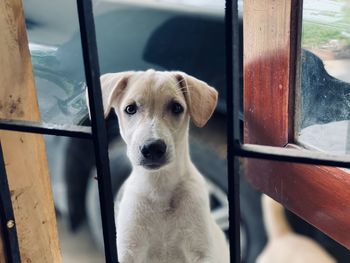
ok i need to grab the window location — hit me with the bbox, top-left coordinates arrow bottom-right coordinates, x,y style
298,0 -> 350,156
243,0 -> 350,252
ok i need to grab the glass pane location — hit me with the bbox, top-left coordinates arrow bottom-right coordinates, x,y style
24,1 -> 231,262
24,0 -> 232,125
297,0 -> 350,155
25,1 -> 87,125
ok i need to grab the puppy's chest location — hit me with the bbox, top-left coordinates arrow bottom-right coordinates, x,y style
145,198 -> 197,237
119,187 -> 211,262
143,204 -> 207,262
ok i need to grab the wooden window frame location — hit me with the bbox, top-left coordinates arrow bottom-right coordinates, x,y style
243,0 -> 350,249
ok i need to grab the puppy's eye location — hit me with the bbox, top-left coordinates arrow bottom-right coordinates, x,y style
171,102 -> 184,115
125,104 -> 137,115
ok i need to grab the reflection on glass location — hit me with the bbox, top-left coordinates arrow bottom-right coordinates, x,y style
30,43 -> 88,125
297,0 -> 350,155
25,0 -> 229,125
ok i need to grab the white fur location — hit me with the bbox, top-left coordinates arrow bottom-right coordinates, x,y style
100,70 -> 229,263
257,195 -> 336,263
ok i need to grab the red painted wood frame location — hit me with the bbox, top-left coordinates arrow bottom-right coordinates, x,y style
243,0 -> 350,249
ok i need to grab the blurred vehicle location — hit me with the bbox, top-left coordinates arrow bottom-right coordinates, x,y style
24,0 -> 350,262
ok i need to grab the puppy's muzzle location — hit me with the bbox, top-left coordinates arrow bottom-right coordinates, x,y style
140,139 -> 167,169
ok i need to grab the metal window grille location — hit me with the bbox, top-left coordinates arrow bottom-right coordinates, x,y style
1,0 -> 350,262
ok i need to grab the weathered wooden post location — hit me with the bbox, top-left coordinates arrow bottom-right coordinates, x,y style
0,0 -> 61,261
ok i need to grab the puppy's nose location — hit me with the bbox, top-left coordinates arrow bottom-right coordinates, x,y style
141,139 -> 167,160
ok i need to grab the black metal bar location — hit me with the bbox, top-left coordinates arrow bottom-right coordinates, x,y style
76,1 -> 118,262
232,6 -> 241,145
0,119 -> 92,139
237,143 -> 350,169
226,0 -> 241,262
4,119 -> 350,211
0,142 -> 21,263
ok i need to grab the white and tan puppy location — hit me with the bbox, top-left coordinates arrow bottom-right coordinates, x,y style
100,70 -> 229,263
257,194 -> 336,263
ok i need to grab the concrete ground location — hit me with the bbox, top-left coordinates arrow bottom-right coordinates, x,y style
58,218 -> 104,263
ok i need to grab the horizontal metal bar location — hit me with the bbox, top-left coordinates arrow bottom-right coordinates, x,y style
0,119 -> 92,139
237,143 -> 350,169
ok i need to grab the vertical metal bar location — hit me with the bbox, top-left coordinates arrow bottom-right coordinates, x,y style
226,0 -> 241,262
76,1 -> 118,262
231,1 -> 242,145
0,142 -> 21,263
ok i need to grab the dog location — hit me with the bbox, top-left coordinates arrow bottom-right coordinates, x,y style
257,194 -> 336,263
99,70 -> 229,263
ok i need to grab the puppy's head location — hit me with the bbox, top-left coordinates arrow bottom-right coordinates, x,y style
98,70 -> 218,170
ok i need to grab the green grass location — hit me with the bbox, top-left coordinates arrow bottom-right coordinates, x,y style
343,5 -> 350,24
302,2 -> 350,48
302,22 -> 349,48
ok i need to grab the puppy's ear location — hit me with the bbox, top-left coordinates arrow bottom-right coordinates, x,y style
86,72 -> 134,118
174,72 -> 218,127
